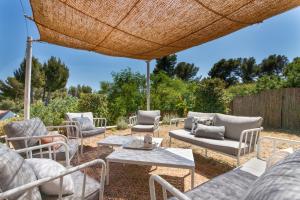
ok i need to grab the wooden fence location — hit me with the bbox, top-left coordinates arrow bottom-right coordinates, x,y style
230,88 -> 300,130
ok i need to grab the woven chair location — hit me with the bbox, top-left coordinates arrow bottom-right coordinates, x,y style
0,142 -> 106,200
65,112 -> 107,154
4,117 -> 80,162
129,110 -> 161,137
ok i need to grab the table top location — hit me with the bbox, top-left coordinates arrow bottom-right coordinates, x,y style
106,147 -> 195,168
97,135 -> 163,147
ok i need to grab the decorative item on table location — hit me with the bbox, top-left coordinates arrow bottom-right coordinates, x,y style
144,134 -> 153,148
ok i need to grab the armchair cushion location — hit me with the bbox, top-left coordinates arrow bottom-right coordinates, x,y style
137,110 -> 160,125
0,144 -> 42,200
27,158 -> 74,196
214,114 -> 263,141
132,124 -> 155,132
72,117 -> 95,131
81,127 -> 105,137
195,124 -> 225,140
42,171 -> 101,200
66,112 -> 94,123
4,117 -> 48,149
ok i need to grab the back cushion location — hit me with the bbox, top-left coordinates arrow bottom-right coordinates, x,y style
0,144 -> 42,200
187,111 -> 215,119
214,114 -> 263,141
184,116 -> 194,130
4,118 -> 48,149
66,112 -> 94,122
137,110 -> 160,125
243,150 -> 300,200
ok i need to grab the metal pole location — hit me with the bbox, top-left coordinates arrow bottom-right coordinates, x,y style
24,36 -> 32,120
146,60 -> 151,110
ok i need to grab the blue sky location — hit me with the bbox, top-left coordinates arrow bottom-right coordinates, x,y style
0,1 -> 299,90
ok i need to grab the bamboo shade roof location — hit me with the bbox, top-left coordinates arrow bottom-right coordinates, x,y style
30,0 -> 300,60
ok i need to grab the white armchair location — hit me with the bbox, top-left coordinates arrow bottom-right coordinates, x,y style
129,110 -> 161,137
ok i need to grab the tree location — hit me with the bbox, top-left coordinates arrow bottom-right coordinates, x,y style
153,54 -> 177,77
258,54 -> 288,76
174,62 -> 199,81
194,78 -> 229,113
99,81 -> 112,95
43,56 -> 69,104
208,58 -> 240,87
68,85 -> 92,98
284,57 -> 300,87
238,57 -> 258,83
0,57 -> 44,101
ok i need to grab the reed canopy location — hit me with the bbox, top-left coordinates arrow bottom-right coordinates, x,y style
30,0 -> 300,60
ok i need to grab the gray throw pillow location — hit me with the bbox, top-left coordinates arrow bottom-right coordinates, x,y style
184,116 -> 194,130
4,118 -> 48,149
0,144 -> 42,200
72,117 -> 94,131
194,124 -> 225,140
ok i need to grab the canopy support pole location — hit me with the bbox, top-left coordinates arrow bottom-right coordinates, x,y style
24,36 -> 32,120
146,60 -> 151,110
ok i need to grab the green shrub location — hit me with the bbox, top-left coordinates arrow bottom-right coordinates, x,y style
194,78 -> 230,113
226,83 -> 256,100
78,93 -> 108,121
31,96 -> 78,125
116,117 -> 128,130
0,99 -> 23,113
284,57 -> 300,87
255,75 -> 284,92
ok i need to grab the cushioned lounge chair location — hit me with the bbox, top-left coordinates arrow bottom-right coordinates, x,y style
65,112 -> 107,154
129,110 -> 161,136
4,117 -> 80,162
150,136 -> 300,200
169,112 -> 263,165
0,142 -> 106,200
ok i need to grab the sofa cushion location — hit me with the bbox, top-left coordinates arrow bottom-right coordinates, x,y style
0,144 -> 42,200
72,117 -> 95,131
137,110 -> 160,125
187,111 -> 215,119
214,114 -> 263,141
243,150 -> 300,200
42,171 -> 101,200
132,124 -> 155,132
4,118 -> 48,149
195,124 -> 225,140
82,127 -> 105,137
66,112 -> 94,123
169,129 -> 250,156
169,168 -> 257,200
184,116 -> 194,130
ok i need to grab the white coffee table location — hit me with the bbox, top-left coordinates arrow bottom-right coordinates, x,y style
106,147 -> 195,188
97,135 -> 163,148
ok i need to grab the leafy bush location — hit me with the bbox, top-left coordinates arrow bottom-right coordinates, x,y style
0,99 -> 23,113
226,83 -> 256,100
116,117 -> 128,130
78,93 -> 108,121
194,78 -> 230,113
31,96 -> 78,125
151,72 -> 195,117
255,75 -> 284,92
284,57 -> 300,87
